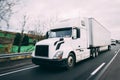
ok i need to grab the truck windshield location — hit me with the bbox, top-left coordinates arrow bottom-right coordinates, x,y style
48,28 -> 72,38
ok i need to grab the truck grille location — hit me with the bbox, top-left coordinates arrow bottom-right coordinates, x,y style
35,45 -> 49,57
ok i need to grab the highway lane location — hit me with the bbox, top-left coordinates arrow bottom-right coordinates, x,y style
0,44 -> 119,80
98,46 -> 120,80
0,58 -> 33,75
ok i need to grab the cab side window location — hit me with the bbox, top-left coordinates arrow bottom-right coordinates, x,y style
72,28 -> 80,39
76,28 -> 80,38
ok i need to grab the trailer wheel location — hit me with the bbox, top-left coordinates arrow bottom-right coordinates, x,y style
92,52 -> 96,58
91,49 -> 96,58
66,53 -> 75,70
95,48 -> 99,57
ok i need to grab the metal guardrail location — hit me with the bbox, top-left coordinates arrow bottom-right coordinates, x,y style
0,53 -> 32,58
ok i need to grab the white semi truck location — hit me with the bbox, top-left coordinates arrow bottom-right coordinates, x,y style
32,17 -> 111,69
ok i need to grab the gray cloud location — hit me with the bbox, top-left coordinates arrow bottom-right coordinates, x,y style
9,0 -> 120,39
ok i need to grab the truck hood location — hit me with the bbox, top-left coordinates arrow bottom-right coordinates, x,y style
36,38 -> 59,45
36,38 -> 71,46
34,38 -> 73,59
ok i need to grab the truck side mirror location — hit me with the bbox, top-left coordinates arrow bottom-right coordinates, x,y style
77,28 -> 80,38
72,28 -> 77,39
72,28 -> 80,39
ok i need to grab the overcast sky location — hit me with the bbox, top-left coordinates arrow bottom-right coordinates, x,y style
3,0 -> 120,39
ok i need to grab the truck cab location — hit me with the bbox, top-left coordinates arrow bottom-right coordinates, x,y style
32,26 -> 90,69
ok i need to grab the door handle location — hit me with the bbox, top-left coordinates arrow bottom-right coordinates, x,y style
76,49 -> 84,52
80,49 -> 84,52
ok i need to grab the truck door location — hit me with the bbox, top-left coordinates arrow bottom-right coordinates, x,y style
80,28 -> 90,59
72,28 -> 90,62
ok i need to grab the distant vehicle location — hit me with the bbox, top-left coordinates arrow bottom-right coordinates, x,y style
111,40 -> 116,45
117,40 -> 120,44
32,17 -> 111,69
118,41 -> 120,44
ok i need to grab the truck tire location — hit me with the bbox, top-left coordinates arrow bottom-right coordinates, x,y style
91,49 -> 96,58
91,48 -> 99,58
92,52 -> 96,58
66,53 -> 75,70
95,48 -> 99,57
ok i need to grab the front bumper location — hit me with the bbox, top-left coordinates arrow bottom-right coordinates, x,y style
32,57 -> 67,67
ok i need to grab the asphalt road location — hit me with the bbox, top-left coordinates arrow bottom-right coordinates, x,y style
0,44 -> 119,80
99,45 -> 120,80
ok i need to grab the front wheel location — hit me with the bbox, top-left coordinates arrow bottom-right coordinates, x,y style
66,53 -> 75,70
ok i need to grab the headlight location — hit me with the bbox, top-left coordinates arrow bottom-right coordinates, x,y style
53,51 -> 63,59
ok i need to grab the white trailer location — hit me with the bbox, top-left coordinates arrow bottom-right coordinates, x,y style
32,17 -> 111,69
88,18 -> 111,51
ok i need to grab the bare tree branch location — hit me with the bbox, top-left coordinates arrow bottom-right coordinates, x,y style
18,14 -> 28,52
0,0 -> 19,29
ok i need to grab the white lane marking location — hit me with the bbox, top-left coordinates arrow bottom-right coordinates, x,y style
94,48 -> 120,80
108,49 -> 120,66
92,48 -> 120,76
91,63 -> 105,76
0,65 -> 38,77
